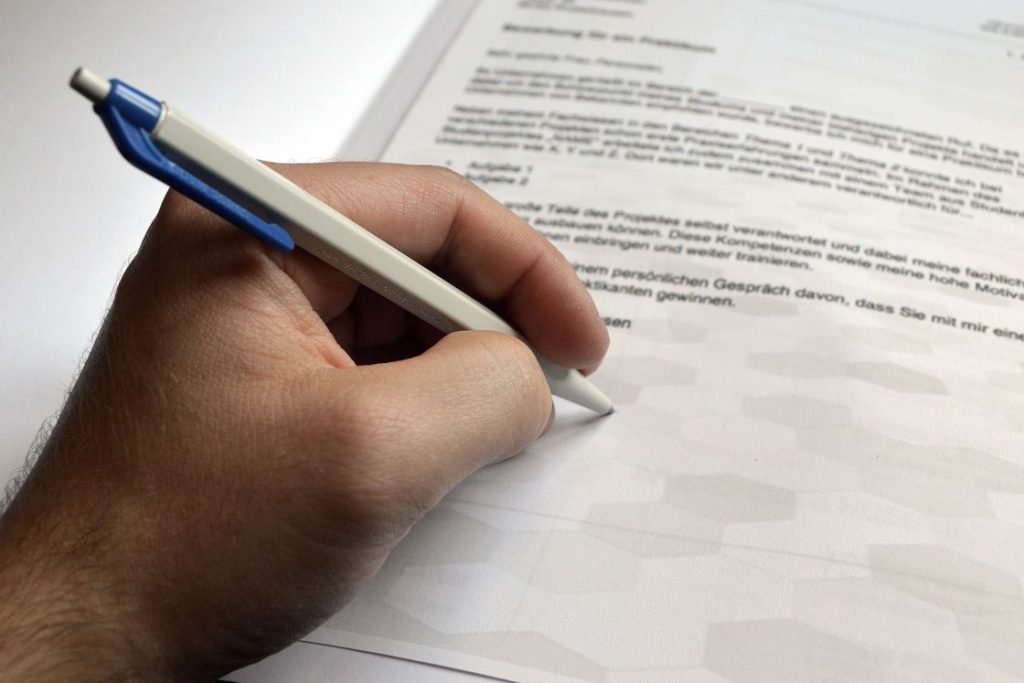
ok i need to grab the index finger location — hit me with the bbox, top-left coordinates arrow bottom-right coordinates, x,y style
280,162 -> 610,373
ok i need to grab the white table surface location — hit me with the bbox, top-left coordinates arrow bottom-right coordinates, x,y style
0,1 -> 486,679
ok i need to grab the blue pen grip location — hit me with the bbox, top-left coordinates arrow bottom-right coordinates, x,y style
96,97 -> 295,253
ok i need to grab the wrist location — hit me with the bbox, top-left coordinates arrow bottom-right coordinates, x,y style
0,465 -> 169,680
0,559 -> 154,680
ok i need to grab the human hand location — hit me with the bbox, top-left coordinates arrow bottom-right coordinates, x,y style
0,163 -> 608,680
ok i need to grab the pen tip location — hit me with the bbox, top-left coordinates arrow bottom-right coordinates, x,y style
70,67 -> 111,103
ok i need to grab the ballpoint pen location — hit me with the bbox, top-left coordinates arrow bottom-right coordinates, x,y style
70,67 -> 613,415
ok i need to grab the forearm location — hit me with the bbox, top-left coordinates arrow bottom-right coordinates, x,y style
0,442 -> 167,681
0,567 -> 147,680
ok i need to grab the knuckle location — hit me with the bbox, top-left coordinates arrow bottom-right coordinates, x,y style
291,382 -> 430,541
111,250 -> 166,323
421,164 -> 468,185
326,394 -> 405,461
286,165 -> 340,207
152,189 -> 203,232
474,332 -> 550,411
492,331 -> 543,373
467,333 -> 551,455
113,256 -> 144,302
418,165 -> 475,200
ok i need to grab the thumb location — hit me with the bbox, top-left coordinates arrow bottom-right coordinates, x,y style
299,331 -> 552,519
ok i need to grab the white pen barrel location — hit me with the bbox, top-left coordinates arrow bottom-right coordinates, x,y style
150,107 -> 612,414
152,108 -> 508,334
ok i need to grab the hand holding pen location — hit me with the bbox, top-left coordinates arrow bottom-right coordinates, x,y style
0,89 -> 610,679
70,68 -> 613,415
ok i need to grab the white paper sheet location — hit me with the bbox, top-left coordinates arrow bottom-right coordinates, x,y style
310,0 -> 1024,679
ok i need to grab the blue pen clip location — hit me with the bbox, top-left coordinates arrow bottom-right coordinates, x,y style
95,80 -> 295,252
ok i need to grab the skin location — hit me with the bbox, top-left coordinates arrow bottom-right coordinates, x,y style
0,163 -> 609,681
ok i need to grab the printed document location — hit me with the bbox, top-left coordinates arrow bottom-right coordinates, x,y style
296,0 -> 1024,679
